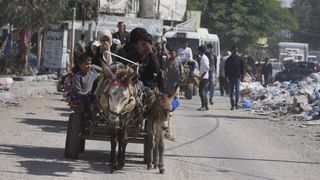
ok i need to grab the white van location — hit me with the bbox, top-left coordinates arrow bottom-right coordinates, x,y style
164,28 -> 221,62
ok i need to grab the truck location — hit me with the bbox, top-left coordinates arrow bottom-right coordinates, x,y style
278,42 -> 308,67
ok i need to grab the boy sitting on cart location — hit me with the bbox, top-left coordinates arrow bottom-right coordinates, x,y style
70,54 -> 114,118
71,54 -> 97,112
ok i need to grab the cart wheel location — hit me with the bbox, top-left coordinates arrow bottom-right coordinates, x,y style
64,109 -> 84,159
143,135 -> 148,163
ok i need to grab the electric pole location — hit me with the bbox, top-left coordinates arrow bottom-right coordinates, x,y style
71,7 -> 76,69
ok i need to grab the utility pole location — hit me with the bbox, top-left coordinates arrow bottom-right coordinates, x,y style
81,0 -> 86,33
156,0 -> 161,19
94,0 -> 100,40
37,29 -> 42,70
71,7 -> 76,69
10,0 -> 15,49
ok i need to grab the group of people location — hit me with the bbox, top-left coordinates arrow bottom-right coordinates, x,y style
197,45 -> 245,111
71,23 -> 163,113
220,47 -> 274,110
70,21 -> 188,140
73,20 -> 274,116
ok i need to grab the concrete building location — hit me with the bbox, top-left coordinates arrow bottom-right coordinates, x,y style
99,0 -> 186,21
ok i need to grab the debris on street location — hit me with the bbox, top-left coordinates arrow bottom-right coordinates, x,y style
240,72 -> 320,126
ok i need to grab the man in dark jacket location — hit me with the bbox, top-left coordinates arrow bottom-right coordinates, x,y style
117,27 -> 149,64
117,28 -> 163,90
112,21 -> 130,45
136,33 -> 163,90
261,58 -> 272,87
225,46 -> 244,110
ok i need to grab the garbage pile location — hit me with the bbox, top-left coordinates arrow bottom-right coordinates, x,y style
240,73 -> 320,124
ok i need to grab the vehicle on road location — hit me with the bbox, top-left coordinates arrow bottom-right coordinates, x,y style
270,60 -> 284,80
278,42 -> 308,68
274,62 -> 320,82
179,61 -> 200,99
164,28 -> 220,99
308,55 -> 318,63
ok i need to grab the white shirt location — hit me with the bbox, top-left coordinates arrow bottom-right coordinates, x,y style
200,54 -> 210,79
177,47 -> 193,62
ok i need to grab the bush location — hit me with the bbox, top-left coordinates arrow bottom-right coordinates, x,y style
0,51 -> 37,76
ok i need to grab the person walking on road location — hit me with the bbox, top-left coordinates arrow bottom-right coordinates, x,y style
165,50 -> 183,94
225,46 -> 244,110
197,46 -> 210,111
205,44 -> 217,105
219,51 -> 231,96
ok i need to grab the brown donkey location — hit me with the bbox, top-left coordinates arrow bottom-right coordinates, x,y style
146,86 -> 177,174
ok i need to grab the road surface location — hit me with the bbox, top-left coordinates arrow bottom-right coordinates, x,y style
0,93 -> 320,180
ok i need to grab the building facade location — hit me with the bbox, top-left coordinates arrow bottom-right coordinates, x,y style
99,0 -> 186,21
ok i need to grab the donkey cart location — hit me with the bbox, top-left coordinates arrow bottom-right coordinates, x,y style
64,103 -> 146,160
180,61 -> 200,99
63,61 -> 175,174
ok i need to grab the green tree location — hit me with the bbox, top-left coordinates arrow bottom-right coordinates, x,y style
292,0 -> 320,49
187,0 -> 298,50
0,0 -> 69,30
0,0 -> 98,30
0,0 -> 98,71
0,0 -> 71,70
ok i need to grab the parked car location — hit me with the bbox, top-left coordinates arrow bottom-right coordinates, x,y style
275,62 -> 320,82
271,61 -> 284,80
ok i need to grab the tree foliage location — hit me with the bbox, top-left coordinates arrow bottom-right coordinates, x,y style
0,0 -> 70,30
0,0 -> 98,30
187,0 -> 298,50
292,0 -> 320,49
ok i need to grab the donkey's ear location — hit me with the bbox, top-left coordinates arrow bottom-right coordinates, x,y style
167,85 -> 178,100
124,65 -> 130,71
128,66 -> 139,83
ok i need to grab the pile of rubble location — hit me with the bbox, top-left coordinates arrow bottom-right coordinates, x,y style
240,73 -> 320,125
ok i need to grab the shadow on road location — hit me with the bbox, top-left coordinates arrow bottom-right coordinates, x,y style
0,144 -> 146,176
60,112 -> 71,117
18,118 -> 67,133
52,106 -> 72,117
51,107 -> 71,112
18,160 -> 74,177
0,144 -> 111,176
1,143 -> 317,178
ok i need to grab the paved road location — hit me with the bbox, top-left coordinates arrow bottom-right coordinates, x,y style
0,93 -> 320,180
